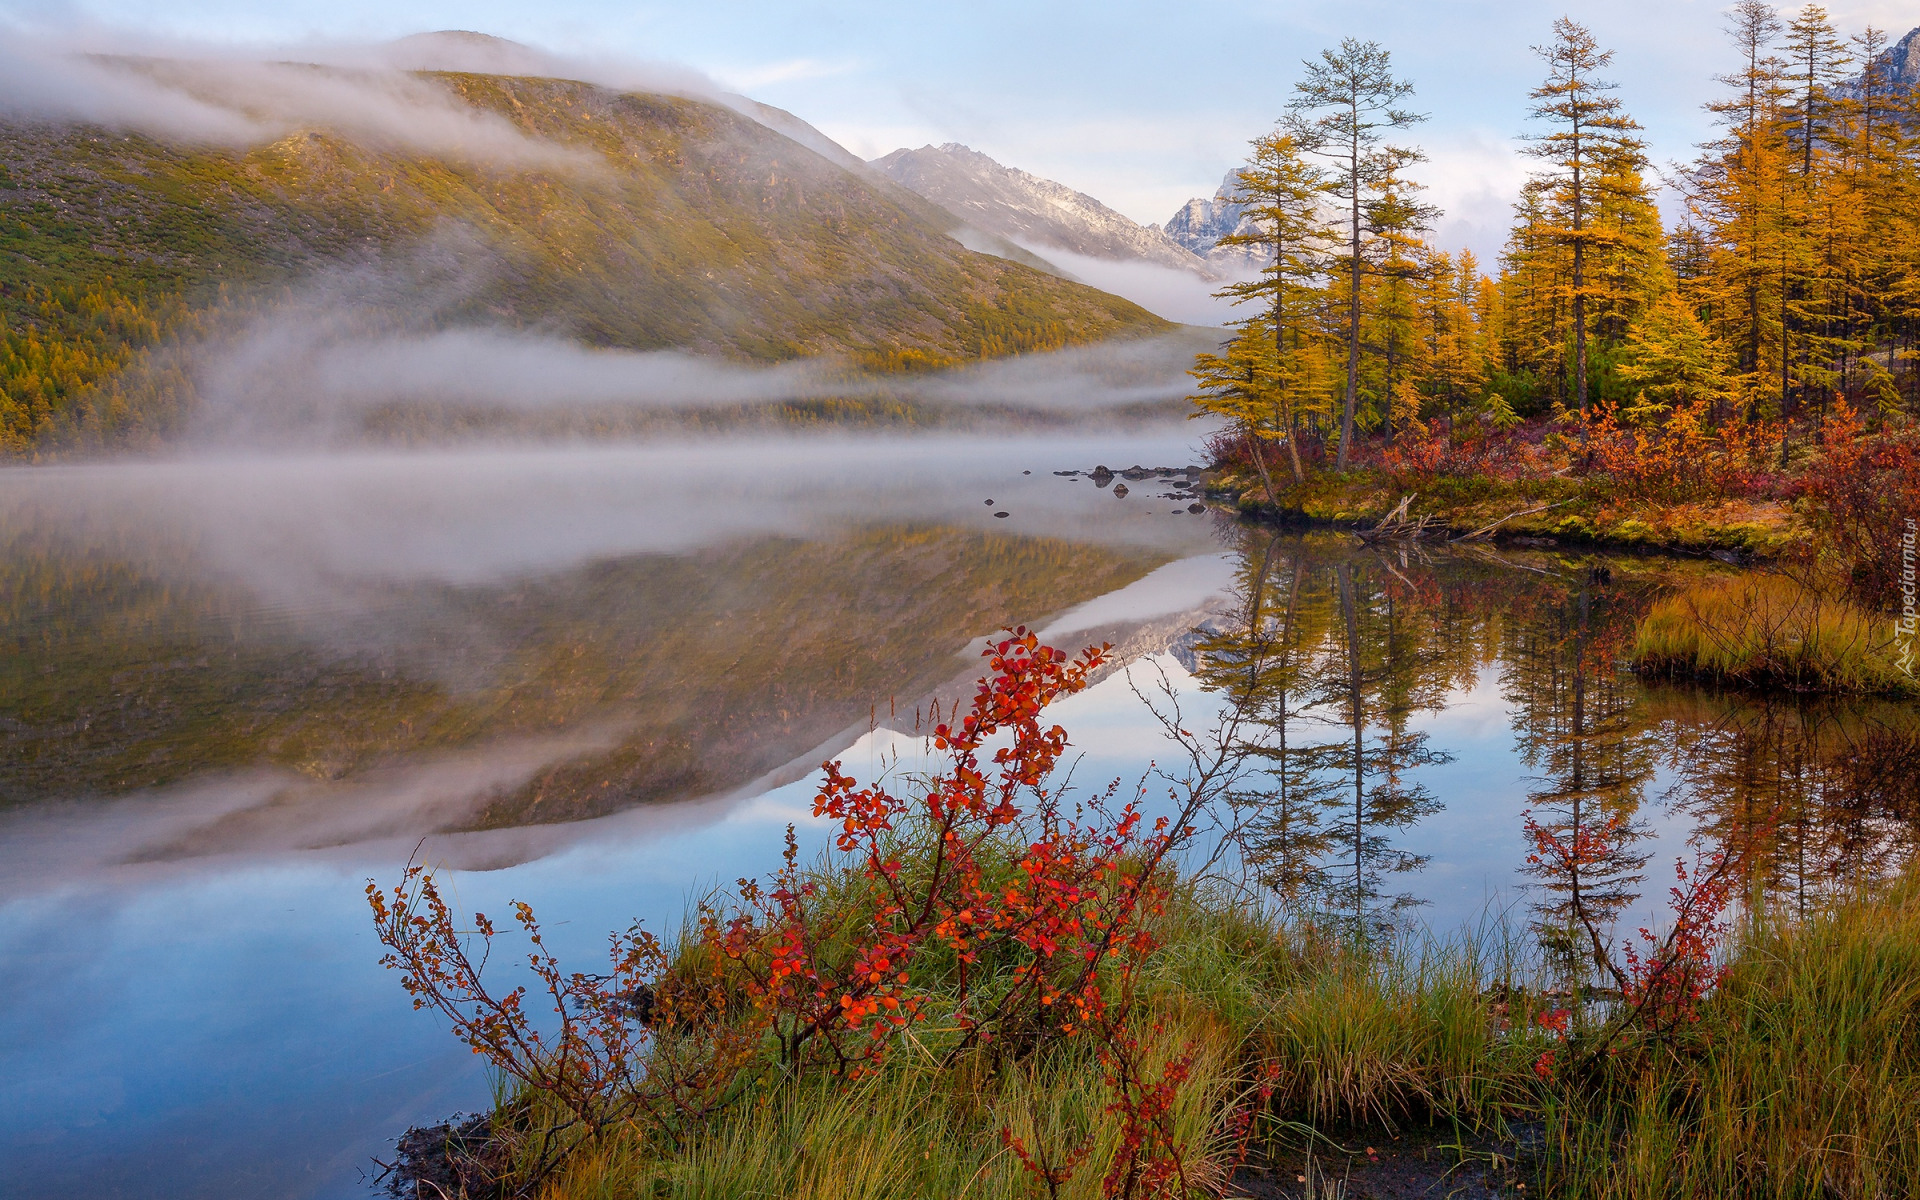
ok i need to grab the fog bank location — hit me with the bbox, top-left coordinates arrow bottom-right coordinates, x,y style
176,265 -> 1216,441
0,25 -> 863,176
0,34 -> 602,171
1012,242 -> 1251,327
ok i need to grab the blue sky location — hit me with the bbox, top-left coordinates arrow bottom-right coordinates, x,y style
7,0 -> 1914,259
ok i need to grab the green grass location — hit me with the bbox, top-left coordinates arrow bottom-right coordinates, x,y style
1539,874 -> 1920,1198
1212,463 -> 1799,559
482,885 -> 1553,1200
467,866 -> 1920,1199
1632,572 -> 1915,695
534,1025 -> 1237,1200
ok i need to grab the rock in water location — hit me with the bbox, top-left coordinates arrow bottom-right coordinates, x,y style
1112,484 -> 1129,498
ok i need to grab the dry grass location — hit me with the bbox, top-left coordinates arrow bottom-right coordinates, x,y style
1631,572 -> 1913,695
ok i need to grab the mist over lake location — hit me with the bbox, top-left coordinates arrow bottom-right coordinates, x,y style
5,7 -> 1919,1196
5,421 -> 1911,1196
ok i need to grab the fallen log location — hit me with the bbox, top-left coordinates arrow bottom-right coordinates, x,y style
1449,499 -> 1571,543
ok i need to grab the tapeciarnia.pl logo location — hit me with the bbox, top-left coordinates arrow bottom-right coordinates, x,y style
1899,517 -> 1917,680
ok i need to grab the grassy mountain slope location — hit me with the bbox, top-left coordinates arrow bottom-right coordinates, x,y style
0,67 -> 1168,451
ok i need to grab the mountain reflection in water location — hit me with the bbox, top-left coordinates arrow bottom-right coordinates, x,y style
1,443 -> 1915,1199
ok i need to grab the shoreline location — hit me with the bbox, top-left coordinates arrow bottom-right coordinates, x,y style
1196,465 -> 1796,562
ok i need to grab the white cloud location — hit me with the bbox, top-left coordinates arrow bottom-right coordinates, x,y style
717,55 -> 860,90
0,33 -> 603,171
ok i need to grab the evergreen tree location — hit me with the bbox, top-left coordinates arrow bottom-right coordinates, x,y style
1362,152 -> 1441,440
1417,249 -> 1489,421
1287,39 -> 1427,468
1215,132 -> 1337,481
1686,2 -> 1794,422
1190,319 -> 1287,497
1520,18 -> 1648,426
1618,290 -> 1733,421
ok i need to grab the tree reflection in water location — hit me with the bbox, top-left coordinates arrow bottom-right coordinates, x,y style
1503,572 -> 1658,987
1661,691 -> 1920,915
1190,529 -> 1919,949
1193,534 -> 1453,935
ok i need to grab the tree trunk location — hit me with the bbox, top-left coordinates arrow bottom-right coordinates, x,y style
1275,263 -> 1305,484
1246,428 -> 1279,502
1337,129 -> 1362,470
1571,114 -> 1588,441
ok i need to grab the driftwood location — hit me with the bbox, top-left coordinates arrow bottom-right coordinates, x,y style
1449,499 -> 1571,543
1354,494 -> 1439,542
1355,495 -> 1572,545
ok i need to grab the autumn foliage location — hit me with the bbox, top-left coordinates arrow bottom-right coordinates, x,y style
1795,404 -> 1920,612
1522,806 -> 1740,1079
1583,401 -> 1782,502
370,630 -> 1226,1196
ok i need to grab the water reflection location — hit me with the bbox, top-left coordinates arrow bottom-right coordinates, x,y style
1501,573 -> 1660,979
1195,538 -> 1456,931
1190,534 -> 1919,945
1662,691 -> 1920,913
4,466 -> 1918,1197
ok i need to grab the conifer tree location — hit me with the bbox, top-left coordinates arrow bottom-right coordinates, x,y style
1418,249 -> 1488,420
1287,39 -> 1427,468
1215,132 -> 1336,480
1521,18 -> 1647,427
1687,2 -> 1793,420
1363,152 -> 1440,440
1618,291 -> 1732,421
1781,6 -> 1852,435
1190,321 -> 1286,496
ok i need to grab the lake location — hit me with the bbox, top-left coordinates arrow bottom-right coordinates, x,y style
3,426 -> 1915,1198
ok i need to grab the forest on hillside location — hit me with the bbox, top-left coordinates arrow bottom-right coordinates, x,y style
0,73 -> 1162,455
1195,4 -> 1919,514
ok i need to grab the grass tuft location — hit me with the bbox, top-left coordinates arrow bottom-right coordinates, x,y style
1631,572 -> 1913,695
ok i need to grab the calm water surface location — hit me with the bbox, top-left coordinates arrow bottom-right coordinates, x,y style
2,428 -> 1914,1198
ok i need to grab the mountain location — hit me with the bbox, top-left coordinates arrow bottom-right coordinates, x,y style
0,50 -> 1168,452
870,143 -> 1214,277
1890,26 -> 1920,90
1162,170 -> 1267,270
1839,25 -> 1920,100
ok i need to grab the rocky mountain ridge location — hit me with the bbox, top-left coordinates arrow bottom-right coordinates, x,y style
1839,24 -> 1920,100
1161,169 -> 1268,270
870,143 -> 1216,278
